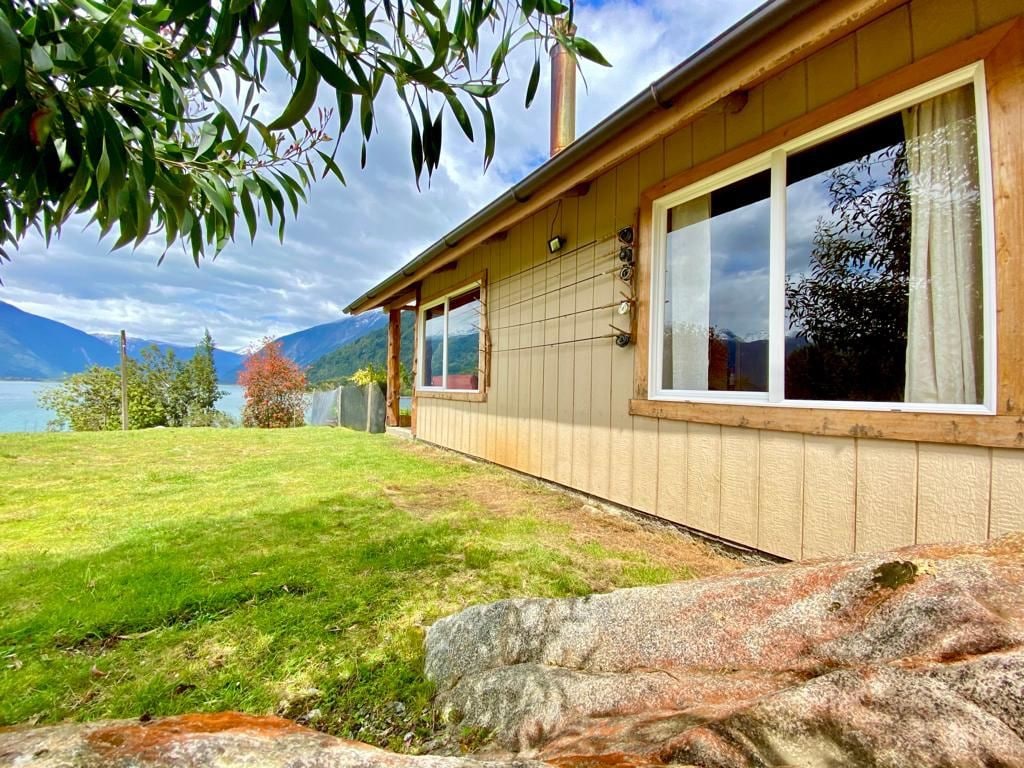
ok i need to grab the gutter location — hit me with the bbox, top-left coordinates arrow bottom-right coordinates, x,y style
344,0 -> 818,314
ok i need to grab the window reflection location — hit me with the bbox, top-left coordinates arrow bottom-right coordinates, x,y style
662,170 -> 771,392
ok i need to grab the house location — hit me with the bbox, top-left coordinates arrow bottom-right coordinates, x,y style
346,0 -> 1023,560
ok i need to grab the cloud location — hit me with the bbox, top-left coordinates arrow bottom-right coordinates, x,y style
0,0 -> 764,352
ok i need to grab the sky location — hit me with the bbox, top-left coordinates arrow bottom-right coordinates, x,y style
0,0 -> 766,352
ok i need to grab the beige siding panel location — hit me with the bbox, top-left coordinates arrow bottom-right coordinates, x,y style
663,124 -> 693,179
807,36 -> 857,109
764,61 -> 808,131
856,6 -> 913,85
493,232 -> 514,467
802,435 -> 856,559
917,444 -> 991,544
507,223 -> 525,470
517,218 -> 536,473
719,426 -> 759,548
656,419 -> 688,526
758,431 -> 804,559
572,187 -> 597,494
588,171 -> 617,501
977,0 -> 1024,27
726,86 -> 764,150
608,156 -> 638,508
991,449 -> 1024,536
633,417 -> 660,514
555,198 -> 579,487
692,112 -> 725,165
541,211 -> 561,481
910,0 -> 977,58
685,423 -> 722,535
528,213 -> 547,479
855,439 -> 917,552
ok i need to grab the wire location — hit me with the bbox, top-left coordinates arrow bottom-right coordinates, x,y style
488,300 -> 623,331
496,264 -> 625,312
492,333 -> 621,353
486,228 -> 622,289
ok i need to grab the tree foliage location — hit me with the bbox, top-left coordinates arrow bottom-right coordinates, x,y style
239,337 -> 307,427
38,333 -> 227,430
0,0 -> 605,268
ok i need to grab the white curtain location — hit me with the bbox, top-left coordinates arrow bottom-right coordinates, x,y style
665,196 -> 712,390
903,85 -> 982,404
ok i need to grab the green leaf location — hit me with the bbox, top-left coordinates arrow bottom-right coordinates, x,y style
289,0 -> 309,60
194,122 -> 220,159
266,57 -> 320,131
572,37 -> 610,67
0,11 -> 22,88
525,57 -> 540,108
536,0 -> 567,13
86,0 -> 132,59
240,185 -> 257,242
349,0 -> 367,46
309,48 -> 362,95
445,93 -> 473,142
315,149 -> 345,184
30,42 -> 53,73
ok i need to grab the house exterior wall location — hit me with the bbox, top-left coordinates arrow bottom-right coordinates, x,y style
412,0 -> 1024,560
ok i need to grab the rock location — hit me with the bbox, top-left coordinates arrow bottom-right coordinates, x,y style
425,534 -> 1024,767
0,712 -> 548,768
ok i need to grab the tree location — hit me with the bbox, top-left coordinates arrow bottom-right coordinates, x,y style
169,329 -> 224,425
239,338 -> 307,427
40,351 -> 168,430
38,333 -> 231,430
0,0 -> 606,268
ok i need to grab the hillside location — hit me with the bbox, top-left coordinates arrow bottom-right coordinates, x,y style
276,313 -> 387,366
308,314 -> 414,384
0,301 -> 119,379
307,314 -> 480,388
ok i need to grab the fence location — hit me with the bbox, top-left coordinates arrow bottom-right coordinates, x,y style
307,383 -> 386,433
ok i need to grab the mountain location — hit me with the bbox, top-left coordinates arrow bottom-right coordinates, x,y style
308,314 -> 413,385
92,333 -> 245,383
276,313 -> 388,367
0,300 -> 120,380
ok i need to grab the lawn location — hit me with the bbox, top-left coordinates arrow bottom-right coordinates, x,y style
0,427 -> 736,750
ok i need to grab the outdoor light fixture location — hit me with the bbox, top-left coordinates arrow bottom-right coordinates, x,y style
548,235 -> 566,254
618,226 -> 634,245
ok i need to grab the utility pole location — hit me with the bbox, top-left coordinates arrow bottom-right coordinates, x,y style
120,330 -> 128,431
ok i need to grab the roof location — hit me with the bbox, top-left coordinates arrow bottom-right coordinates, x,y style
344,0 -> 820,315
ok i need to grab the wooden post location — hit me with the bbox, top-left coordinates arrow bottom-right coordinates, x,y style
386,308 -> 401,427
119,330 -> 128,431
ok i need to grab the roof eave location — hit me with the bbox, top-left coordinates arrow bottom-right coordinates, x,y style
345,0 -> 818,315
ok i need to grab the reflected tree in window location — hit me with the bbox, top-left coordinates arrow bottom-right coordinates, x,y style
785,141 -> 912,401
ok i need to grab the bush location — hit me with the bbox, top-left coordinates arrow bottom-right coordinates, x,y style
38,333 -> 227,432
239,339 -> 307,428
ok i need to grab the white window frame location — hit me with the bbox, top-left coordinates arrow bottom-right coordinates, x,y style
648,62 -> 996,415
417,280 -> 483,393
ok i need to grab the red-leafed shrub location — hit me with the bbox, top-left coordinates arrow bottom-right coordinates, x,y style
238,339 -> 307,428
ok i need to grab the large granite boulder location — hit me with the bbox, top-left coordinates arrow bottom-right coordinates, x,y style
0,712 -> 546,768
425,534 -> 1024,767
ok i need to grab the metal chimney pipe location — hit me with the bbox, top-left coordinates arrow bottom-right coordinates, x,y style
549,19 -> 577,157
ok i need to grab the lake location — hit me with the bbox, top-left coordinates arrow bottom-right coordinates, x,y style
0,381 -> 247,433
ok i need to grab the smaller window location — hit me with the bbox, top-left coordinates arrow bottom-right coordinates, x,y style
419,284 -> 483,391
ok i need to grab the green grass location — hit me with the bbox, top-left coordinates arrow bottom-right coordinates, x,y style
0,428 -> 703,749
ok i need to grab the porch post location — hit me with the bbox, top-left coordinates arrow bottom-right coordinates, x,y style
386,308 -> 401,427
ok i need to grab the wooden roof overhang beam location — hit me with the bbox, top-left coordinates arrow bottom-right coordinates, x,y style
346,0 -> 905,315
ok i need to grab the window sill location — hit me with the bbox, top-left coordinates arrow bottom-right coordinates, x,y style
629,398 -> 1024,449
416,389 -> 487,403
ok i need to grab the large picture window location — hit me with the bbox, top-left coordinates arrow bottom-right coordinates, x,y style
419,283 -> 483,392
650,65 -> 994,413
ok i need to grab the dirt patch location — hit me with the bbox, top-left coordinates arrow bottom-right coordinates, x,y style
388,442 -> 747,581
